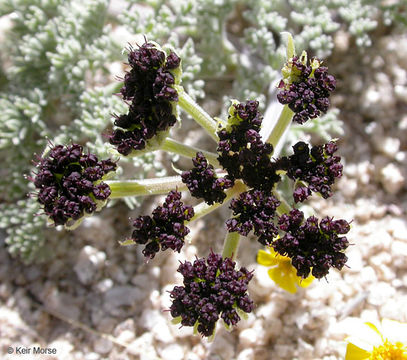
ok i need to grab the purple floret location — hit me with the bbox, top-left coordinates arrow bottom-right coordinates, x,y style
226,189 -> 280,246
181,152 -> 234,205
32,143 -> 117,226
216,100 -> 280,192
131,190 -> 194,259
279,141 -> 343,203
169,251 -> 254,337
273,209 -> 350,279
110,42 -> 181,155
277,57 -> 336,124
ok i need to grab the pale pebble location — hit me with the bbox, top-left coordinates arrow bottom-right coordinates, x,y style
74,246 -> 106,285
104,286 -> 144,314
93,338 -> 113,355
380,163 -> 405,194
368,282 -> 396,306
387,218 -> 407,241
158,344 -> 185,360
127,333 -> 157,358
236,348 -> 254,360
238,328 -> 257,348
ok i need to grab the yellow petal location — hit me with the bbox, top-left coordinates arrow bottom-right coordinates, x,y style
268,266 -> 297,294
257,249 -> 279,266
296,274 -> 315,288
345,342 -> 371,360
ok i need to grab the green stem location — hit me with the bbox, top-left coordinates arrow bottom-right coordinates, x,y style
266,105 -> 294,151
106,176 -> 186,198
161,138 -> 221,168
221,231 -> 240,260
275,192 -> 292,216
176,86 -> 219,142
188,181 -> 246,223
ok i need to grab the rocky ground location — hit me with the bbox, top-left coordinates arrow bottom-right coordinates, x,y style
1,26 -> 407,360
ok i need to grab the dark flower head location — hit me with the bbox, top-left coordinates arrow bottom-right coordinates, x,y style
279,141 -> 343,203
131,190 -> 194,259
181,152 -> 234,205
32,144 -> 117,227
273,209 -> 350,279
217,100 -> 280,192
110,41 -> 181,156
169,251 -> 254,337
226,189 -> 280,246
277,52 -> 336,124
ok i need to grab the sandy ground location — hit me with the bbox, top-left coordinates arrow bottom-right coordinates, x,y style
1,28 -> 407,360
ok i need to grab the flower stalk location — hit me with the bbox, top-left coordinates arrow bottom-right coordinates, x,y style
161,138 -> 220,167
176,85 -> 219,142
106,176 -> 187,198
266,105 -> 294,150
222,231 -> 240,260
188,181 -> 246,223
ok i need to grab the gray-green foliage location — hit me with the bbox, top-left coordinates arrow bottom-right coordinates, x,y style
0,0 -> 165,262
122,0 -> 405,106
1,0 -> 404,262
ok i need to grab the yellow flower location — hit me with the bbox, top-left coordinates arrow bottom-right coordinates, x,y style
345,318 -> 407,360
257,247 -> 314,294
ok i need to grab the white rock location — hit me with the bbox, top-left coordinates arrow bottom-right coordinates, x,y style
399,115 -> 407,130
84,353 -> 100,360
249,265 -> 275,301
339,178 -> 358,199
209,333 -> 235,360
48,339 -> 74,358
140,309 -> 174,343
368,282 -> 396,306
238,328 -> 257,348
346,248 -> 364,272
104,286 -> 144,314
236,348 -> 255,360
264,317 -> 283,339
77,216 -> 114,242
95,278 -> 114,293
116,330 -> 135,344
387,218 -> 407,241
114,318 -> 136,335
297,338 -> 314,359
127,333 -> 157,359
359,266 -> 377,284
380,163 -> 405,194
43,288 -> 81,321
93,338 -> 113,355
158,344 -> 184,360
360,309 -> 379,323
379,296 -> 407,320
377,137 -> 400,157
74,246 -> 106,285
148,290 -> 161,310
391,241 -> 407,268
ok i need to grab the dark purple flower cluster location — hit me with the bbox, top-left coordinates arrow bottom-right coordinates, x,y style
273,209 -> 350,279
217,100 -> 280,192
131,190 -> 194,259
279,141 -> 343,203
277,56 -> 336,124
226,190 -> 280,246
109,42 -> 181,155
33,144 -> 117,226
169,251 -> 254,337
181,152 -> 234,205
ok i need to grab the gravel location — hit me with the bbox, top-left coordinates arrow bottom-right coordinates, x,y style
1,30 -> 407,360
